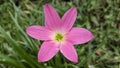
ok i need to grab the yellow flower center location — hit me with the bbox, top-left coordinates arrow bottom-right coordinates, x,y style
55,33 -> 63,42
51,31 -> 66,44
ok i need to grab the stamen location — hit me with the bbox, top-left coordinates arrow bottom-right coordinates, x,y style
55,33 -> 63,42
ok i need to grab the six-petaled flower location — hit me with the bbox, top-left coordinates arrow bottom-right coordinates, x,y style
26,4 -> 94,63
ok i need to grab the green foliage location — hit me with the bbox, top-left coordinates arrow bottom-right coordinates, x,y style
0,0 -> 120,68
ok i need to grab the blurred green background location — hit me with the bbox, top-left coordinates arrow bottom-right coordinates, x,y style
0,0 -> 120,68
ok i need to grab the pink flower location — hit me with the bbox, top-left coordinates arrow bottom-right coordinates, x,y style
26,4 -> 94,63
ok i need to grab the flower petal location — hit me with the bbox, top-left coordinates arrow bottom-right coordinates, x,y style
61,8 -> 77,31
44,4 -> 61,30
26,26 -> 51,40
60,41 -> 78,63
38,41 -> 59,62
67,27 -> 94,44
